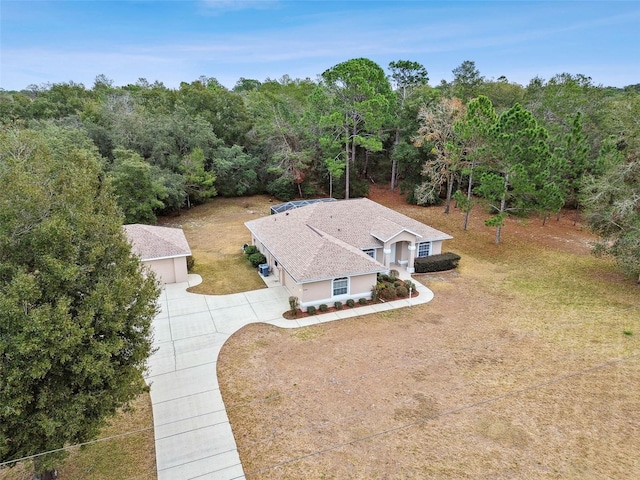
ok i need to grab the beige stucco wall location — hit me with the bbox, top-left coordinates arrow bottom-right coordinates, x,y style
431,240 -> 444,255
283,269 -> 305,299
350,273 -> 377,297
300,279 -> 332,304
296,272 -> 377,309
394,241 -> 409,264
145,257 -> 188,284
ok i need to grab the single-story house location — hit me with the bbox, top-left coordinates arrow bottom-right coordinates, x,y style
123,224 -> 192,284
245,198 -> 452,309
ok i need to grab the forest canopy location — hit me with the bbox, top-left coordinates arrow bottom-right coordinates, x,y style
1,60 -> 639,279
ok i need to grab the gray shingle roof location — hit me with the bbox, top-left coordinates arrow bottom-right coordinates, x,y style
245,198 -> 452,283
123,224 -> 191,261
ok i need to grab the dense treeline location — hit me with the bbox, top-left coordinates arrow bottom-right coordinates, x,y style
1,59 -> 639,279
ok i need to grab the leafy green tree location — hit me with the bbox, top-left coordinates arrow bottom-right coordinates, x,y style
451,60 -> 484,102
388,60 -> 429,192
524,73 -> 606,159
582,151 -> 640,282
181,147 -> 217,207
122,78 -> 176,115
152,165 -> 187,214
602,89 -> 640,154
245,82 -> 314,199
0,90 -> 32,124
414,97 -> 466,210
109,148 -> 167,223
233,77 -> 262,93
211,145 -> 259,196
552,112 -> 591,222
320,58 -> 392,199
0,127 -> 159,479
452,95 -> 497,229
177,79 -> 252,146
476,103 -> 556,243
478,76 -> 525,112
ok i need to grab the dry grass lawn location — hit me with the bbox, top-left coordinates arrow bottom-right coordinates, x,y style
159,195 -> 274,294
3,189 -> 638,480
217,186 -> 640,479
0,392 -> 156,480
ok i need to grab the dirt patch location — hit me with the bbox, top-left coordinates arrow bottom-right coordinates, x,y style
218,186 -> 640,479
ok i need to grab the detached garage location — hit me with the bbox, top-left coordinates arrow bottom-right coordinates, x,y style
123,224 -> 192,284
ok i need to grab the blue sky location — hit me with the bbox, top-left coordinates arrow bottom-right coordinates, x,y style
1,0 -> 639,91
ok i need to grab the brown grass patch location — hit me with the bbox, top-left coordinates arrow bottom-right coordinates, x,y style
218,186 -> 640,479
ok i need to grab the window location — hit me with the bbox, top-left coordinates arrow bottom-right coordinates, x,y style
363,249 -> 375,259
333,277 -> 348,296
417,242 -> 431,257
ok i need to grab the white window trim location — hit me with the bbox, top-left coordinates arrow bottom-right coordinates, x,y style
417,241 -> 431,258
332,277 -> 349,297
363,248 -> 375,258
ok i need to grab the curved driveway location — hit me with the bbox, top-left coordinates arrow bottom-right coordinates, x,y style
145,274 -> 434,480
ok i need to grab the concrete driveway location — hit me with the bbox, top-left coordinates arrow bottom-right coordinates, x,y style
146,273 -> 434,479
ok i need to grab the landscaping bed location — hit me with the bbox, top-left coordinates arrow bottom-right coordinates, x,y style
284,274 -> 420,319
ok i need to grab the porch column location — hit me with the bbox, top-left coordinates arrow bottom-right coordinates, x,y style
383,244 -> 391,269
407,243 -> 416,274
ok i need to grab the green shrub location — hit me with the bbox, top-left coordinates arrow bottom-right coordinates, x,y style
346,299 -> 355,308
266,174 -> 296,201
379,273 -> 390,282
244,245 -> 259,255
380,286 -> 397,300
403,280 -> 416,292
334,301 -> 343,310
359,298 -> 368,305
396,285 -> 408,297
393,281 -> 402,287
186,255 -> 195,272
319,304 -> 328,312
248,252 -> 267,268
414,252 -> 461,273
389,269 -> 399,280
371,285 -> 380,302
289,296 -> 299,316
307,305 -> 317,315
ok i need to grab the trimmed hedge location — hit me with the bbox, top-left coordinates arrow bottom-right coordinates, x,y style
248,252 -> 267,268
244,245 -> 258,255
414,252 -> 461,273
307,305 -> 317,315
379,286 -> 397,300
